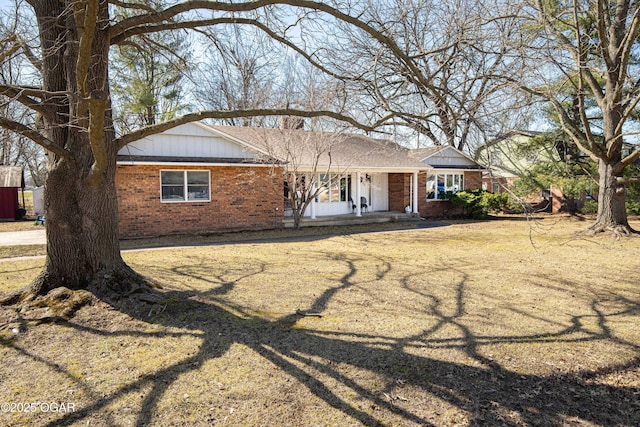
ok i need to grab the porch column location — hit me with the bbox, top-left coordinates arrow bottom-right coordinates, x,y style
310,180 -> 317,219
412,172 -> 419,214
355,171 -> 362,217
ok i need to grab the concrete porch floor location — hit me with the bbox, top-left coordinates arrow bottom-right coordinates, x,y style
283,211 -> 423,228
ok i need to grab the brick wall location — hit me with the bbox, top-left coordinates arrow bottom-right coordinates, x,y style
388,173 -> 411,211
464,171 -> 483,190
551,184 -> 563,213
482,176 -> 510,193
116,164 -> 284,238
419,170 -> 483,218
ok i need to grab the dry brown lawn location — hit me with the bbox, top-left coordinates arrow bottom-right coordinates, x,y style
0,221 -> 42,233
0,216 -> 639,426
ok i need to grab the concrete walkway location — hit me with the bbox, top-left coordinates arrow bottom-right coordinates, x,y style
0,229 -> 46,246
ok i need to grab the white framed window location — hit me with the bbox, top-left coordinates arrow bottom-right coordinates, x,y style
317,173 -> 331,202
160,170 -> 210,202
426,173 -> 464,200
316,173 -> 349,203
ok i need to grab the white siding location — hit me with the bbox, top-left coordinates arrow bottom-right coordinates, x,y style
118,123 -> 258,159
371,173 -> 388,211
311,201 -> 352,216
425,147 -> 477,167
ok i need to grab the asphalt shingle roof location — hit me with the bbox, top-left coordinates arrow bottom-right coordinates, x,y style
211,125 -> 429,171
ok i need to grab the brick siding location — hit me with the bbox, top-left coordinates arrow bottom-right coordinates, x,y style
419,170 -> 483,218
463,171 -> 483,191
116,164 -> 283,238
388,173 -> 412,211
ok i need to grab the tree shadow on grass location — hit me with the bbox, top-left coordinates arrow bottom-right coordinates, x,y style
5,253 -> 640,426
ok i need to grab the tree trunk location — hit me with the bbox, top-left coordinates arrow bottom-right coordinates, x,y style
589,160 -> 634,235
9,0 -> 150,306
30,156 -> 145,299
292,209 -> 302,228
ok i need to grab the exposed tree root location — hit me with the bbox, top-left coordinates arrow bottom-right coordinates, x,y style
583,222 -> 638,238
0,287 -> 94,325
0,265 -> 163,326
86,265 -> 162,303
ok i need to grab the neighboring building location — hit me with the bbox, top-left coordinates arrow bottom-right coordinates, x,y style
0,166 -> 25,220
474,131 -> 549,194
116,122 -> 484,238
474,131 -> 596,213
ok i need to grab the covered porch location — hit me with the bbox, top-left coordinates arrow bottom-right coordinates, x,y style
297,170 -> 422,219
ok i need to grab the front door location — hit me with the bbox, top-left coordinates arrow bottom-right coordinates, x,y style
371,173 -> 389,211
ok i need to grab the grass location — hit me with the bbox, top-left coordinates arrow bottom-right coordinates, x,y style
0,216 -> 639,426
0,220 -> 43,233
0,244 -> 46,260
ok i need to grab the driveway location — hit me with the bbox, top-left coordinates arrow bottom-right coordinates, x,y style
0,230 -> 46,246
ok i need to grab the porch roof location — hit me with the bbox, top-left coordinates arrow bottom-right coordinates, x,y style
211,126 -> 429,172
410,145 -> 485,171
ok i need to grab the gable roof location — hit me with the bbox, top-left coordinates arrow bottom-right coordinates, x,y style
117,122 -> 268,165
0,166 -> 24,188
410,145 -> 484,170
211,126 -> 429,171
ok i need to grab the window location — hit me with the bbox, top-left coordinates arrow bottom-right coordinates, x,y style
161,170 -> 210,202
426,173 -> 464,200
317,174 -> 330,202
339,176 -> 351,202
316,173 -> 349,203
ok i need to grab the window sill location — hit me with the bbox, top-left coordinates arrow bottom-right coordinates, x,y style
161,199 -> 211,203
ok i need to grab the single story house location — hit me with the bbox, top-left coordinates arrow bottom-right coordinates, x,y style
116,122 -> 484,237
0,166 -> 25,221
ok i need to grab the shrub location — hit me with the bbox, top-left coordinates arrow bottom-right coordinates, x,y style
448,190 -> 506,219
626,200 -> 640,215
580,199 -> 598,214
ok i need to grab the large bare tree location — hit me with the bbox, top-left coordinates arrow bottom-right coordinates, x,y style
519,0 -> 640,235
285,0 -> 529,151
0,0 -> 375,308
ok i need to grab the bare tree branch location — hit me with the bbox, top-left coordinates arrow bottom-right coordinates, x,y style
114,108 -> 377,150
0,117 -> 73,159
108,0 -> 156,14
111,17 -> 350,82
616,176 -> 640,184
0,85 -> 52,115
0,34 -> 21,63
74,0 -> 99,99
618,146 -> 640,169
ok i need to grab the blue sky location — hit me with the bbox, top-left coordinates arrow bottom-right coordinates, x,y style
0,0 -> 15,11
